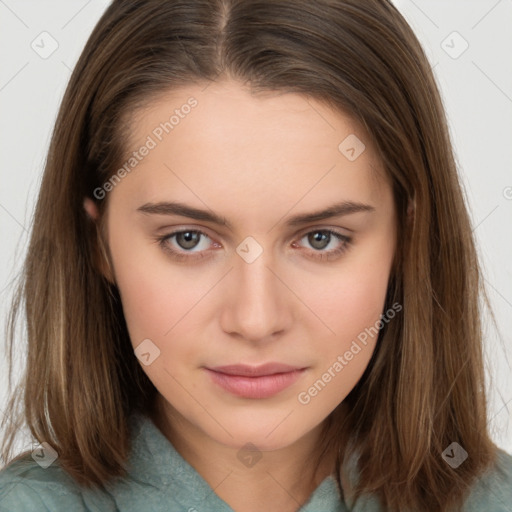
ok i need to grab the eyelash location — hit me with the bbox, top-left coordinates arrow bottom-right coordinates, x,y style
155,228 -> 352,262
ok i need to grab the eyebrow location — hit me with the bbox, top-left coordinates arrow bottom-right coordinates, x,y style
137,200 -> 375,229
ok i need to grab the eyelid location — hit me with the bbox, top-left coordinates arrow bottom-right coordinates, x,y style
294,224 -> 351,238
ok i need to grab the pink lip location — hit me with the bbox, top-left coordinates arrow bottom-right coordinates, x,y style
209,363 -> 303,377
205,363 -> 307,399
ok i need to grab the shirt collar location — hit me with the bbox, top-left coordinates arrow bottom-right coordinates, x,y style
122,412 -> 349,511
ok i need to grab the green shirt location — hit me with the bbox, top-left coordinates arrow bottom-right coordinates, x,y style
1,413 -> 511,511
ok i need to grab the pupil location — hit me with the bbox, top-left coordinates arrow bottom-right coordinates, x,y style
309,231 -> 329,250
179,231 -> 199,249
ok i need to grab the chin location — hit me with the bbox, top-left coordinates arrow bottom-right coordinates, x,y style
207,418 -> 312,452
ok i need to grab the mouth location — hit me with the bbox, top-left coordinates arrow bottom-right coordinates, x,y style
204,363 -> 307,399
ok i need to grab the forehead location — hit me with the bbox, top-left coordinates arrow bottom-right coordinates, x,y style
127,80 -> 373,156
112,80 -> 388,220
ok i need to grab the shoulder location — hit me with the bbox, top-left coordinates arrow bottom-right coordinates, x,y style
463,448 -> 512,512
0,412 -> 195,512
0,452 -> 101,512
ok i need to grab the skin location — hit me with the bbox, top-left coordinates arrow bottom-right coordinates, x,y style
84,80 -> 396,512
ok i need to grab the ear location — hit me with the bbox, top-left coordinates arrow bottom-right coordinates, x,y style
406,198 -> 415,222
83,197 -> 99,221
83,197 -> 116,285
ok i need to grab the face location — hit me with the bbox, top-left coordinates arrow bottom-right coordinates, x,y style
98,80 -> 396,452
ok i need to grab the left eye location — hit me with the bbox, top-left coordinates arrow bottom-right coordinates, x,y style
299,230 -> 347,251
293,229 -> 352,261
156,228 -> 351,261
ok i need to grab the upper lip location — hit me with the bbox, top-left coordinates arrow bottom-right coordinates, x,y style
207,363 -> 305,377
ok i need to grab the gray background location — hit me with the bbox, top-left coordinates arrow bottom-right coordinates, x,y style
1,0 -> 511,455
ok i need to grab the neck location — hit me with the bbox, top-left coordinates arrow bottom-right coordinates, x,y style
150,396 -> 336,512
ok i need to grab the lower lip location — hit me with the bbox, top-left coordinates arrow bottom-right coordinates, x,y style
205,368 -> 306,399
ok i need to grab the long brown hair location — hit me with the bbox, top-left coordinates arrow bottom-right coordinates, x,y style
1,1 -> 500,510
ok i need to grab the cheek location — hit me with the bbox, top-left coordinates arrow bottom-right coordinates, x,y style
112,257 -> 209,398
295,282 -> 388,412
107,230 -> 199,348
313,253 -> 393,344
302,236 -> 395,394
116,267 -> 207,352
309,277 -> 385,380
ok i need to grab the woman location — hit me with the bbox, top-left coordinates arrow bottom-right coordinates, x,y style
1,1 -> 511,510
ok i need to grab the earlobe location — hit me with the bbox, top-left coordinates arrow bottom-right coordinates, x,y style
406,198 -> 415,221
84,197 -> 99,221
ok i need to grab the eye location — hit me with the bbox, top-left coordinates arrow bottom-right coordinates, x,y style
293,229 -> 351,261
170,230 -> 207,251
155,228 -> 351,262
156,229 -> 215,261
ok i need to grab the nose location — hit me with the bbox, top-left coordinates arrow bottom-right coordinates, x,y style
219,246 -> 294,344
